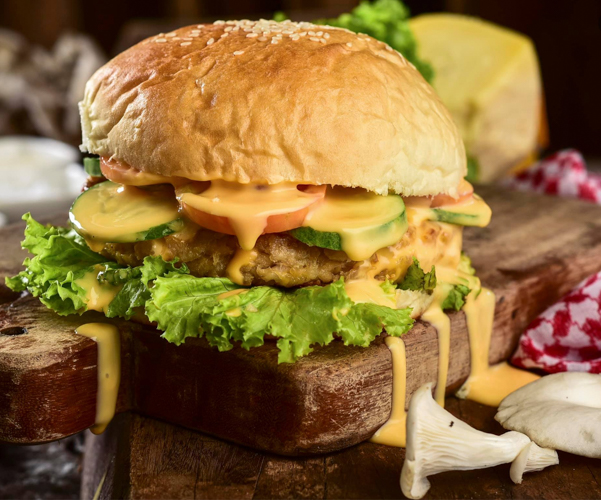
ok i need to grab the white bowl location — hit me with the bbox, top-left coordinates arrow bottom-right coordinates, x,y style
0,136 -> 87,223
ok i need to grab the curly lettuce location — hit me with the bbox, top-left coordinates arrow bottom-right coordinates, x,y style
6,215 -> 414,363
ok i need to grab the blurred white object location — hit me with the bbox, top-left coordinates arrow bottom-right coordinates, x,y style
0,29 -> 105,142
0,136 -> 87,222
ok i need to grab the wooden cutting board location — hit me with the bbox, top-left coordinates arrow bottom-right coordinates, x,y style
2,186 -> 601,456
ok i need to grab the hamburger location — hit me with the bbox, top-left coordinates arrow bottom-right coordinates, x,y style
7,19 -> 491,364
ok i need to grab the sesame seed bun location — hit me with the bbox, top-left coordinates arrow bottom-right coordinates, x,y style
79,20 -> 465,196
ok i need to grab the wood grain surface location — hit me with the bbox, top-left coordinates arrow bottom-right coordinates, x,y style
2,187 -> 601,456
80,399 -> 601,500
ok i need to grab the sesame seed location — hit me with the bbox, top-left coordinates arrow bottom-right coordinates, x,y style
165,33 -> 176,37
258,36 -> 267,41
246,33 -> 258,38
233,26 -> 240,31
309,37 -> 320,42
282,30 -> 293,34
243,28 -> 252,32
271,39 -> 278,44
324,33 -> 330,39
183,37 -> 193,41
180,42 -> 192,46
234,50 -> 245,55
262,30 -> 271,35
346,42 -> 352,47
320,38 -> 326,44
291,35 -> 300,41
221,33 -> 229,38
214,20 -> 225,25
155,38 -> 167,43
317,31 -> 323,36
173,37 -> 181,40
196,25 -> 203,28
206,38 -> 215,45
224,26 -> 233,32
308,31 -> 316,36
299,32 -> 307,37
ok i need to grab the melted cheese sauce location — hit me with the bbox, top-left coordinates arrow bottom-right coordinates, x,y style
303,187 -> 408,261
422,284 -> 453,406
76,323 -> 121,434
75,266 -> 121,313
344,279 -> 396,308
178,181 -> 323,250
370,337 -> 407,447
457,288 -> 540,406
226,249 -> 257,285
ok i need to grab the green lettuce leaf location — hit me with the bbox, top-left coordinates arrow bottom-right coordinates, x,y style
441,284 -> 471,311
5,213 -> 108,315
105,257 -> 189,319
398,257 -> 436,293
7,215 -> 415,363
314,0 -> 434,82
146,276 -> 414,363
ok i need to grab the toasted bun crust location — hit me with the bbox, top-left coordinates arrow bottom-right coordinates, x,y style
80,20 -> 465,196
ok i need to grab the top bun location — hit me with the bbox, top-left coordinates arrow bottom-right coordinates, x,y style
80,20 -> 465,196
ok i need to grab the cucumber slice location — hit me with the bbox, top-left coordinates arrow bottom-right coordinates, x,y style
289,226 -> 342,251
83,157 -> 103,177
289,185 -> 408,260
69,181 -> 183,244
430,195 -> 491,227
290,213 -> 408,257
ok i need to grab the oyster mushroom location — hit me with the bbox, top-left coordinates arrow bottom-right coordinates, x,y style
401,383 -> 558,499
496,372 -> 601,458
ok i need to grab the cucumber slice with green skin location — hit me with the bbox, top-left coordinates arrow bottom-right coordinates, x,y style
289,212 -> 408,257
83,157 -> 103,177
69,180 -> 183,244
430,195 -> 492,227
289,187 -> 408,260
289,226 -> 343,251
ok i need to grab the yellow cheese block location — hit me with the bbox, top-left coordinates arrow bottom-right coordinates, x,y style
410,14 -> 543,182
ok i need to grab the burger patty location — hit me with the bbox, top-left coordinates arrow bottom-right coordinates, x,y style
100,221 -> 450,287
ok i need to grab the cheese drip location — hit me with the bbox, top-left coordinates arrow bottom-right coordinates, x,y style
370,337 -> 407,447
75,265 -> 121,313
457,288 -> 540,406
178,181 -> 323,250
76,323 -> 121,434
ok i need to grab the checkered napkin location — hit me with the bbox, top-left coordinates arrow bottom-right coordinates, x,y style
505,150 -> 601,373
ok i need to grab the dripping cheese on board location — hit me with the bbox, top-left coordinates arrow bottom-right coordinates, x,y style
76,323 -> 121,434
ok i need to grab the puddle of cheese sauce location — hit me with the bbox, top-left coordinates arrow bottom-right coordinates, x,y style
75,323 -> 121,435
456,288 -> 540,406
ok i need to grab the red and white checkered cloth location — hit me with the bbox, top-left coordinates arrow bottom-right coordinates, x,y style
503,149 -> 601,203
505,149 -> 601,373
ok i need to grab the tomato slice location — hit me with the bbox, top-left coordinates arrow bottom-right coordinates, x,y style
430,179 -> 474,208
100,157 -> 178,186
179,184 -> 326,235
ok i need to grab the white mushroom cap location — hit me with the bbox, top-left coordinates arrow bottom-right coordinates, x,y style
496,372 -> 601,458
510,442 -> 559,484
401,383 -> 531,499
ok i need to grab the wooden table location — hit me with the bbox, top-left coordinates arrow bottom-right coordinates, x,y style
79,399 -> 601,500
